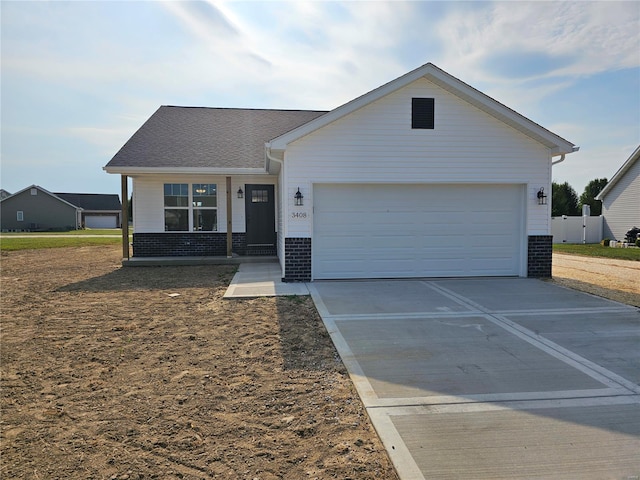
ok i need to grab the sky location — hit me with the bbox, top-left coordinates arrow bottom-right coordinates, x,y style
1,0 -> 639,198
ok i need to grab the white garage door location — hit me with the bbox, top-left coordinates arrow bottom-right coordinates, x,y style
313,184 -> 524,279
85,215 -> 118,229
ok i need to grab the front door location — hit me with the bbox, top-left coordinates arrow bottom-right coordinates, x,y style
245,184 -> 276,252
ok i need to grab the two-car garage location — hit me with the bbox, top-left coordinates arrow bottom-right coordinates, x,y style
312,183 -> 524,280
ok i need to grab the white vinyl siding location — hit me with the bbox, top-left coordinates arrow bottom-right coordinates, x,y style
601,158 -> 640,240
313,184 -> 524,279
132,175 -> 276,234
282,77 -> 551,239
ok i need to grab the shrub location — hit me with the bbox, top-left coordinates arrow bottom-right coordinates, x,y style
636,239 -> 640,248
600,238 -> 610,247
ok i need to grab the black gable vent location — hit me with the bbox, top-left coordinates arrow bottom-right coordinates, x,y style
412,97 -> 435,129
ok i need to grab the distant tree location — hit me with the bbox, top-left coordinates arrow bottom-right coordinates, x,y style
579,178 -> 607,216
552,182 -> 580,217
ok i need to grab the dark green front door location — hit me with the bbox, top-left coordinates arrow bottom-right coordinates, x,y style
245,184 -> 276,249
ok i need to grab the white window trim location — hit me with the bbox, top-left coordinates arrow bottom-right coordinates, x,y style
17,211 -> 24,221
164,183 -> 218,232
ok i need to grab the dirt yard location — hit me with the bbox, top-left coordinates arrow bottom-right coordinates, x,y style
551,253 -> 640,307
1,246 -> 398,480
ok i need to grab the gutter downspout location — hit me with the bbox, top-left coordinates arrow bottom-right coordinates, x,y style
265,144 -> 285,279
265,143 -> 283,169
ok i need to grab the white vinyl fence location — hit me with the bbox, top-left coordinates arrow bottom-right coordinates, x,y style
551,215 -> 604,244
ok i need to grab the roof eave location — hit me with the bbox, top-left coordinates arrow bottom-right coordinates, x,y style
595,144 -> 640,200
103,166 -> 270,176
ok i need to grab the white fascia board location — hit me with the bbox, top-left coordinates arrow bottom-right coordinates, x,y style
596,144 -> 640,200
424,69 -> 576,155
269,62 -> 577,156
103,166 -> 269,176
269,65 -> 430,150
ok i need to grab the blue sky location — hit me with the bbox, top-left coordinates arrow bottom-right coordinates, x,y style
2,1 -> 639,197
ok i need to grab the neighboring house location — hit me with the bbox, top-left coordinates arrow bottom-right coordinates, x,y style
0,186 -> 122,231
104,62 -> 578,280
0,185 -> 82,231
54,193 -> 122,228
0,189 -> 11,200
596,145 -> 640,241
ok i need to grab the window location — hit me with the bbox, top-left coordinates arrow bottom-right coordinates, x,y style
192,184 -> 217,231
17,211 -> 24,221
412,97 -> 435,129
30,188 -> 37,195
163,183 -> 217,231
251,189 -> 269,203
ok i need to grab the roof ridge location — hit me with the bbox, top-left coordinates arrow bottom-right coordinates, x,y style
160,105 -> 329,113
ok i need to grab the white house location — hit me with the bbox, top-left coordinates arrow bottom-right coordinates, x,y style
596,145 -> 640,242
104,63 -> 578,280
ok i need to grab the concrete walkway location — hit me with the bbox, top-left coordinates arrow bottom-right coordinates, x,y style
309,278 -> 640,479
223,262 -> 309,298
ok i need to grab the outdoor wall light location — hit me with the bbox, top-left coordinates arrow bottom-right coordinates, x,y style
237,187 -> 244,199
537,187 -> 547,205
294,187 -> 304,206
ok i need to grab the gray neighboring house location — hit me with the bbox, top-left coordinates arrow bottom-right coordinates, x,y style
596,145 -> 640,241
0,185 -> 122,231
0,185 -> 82,231
0,189 -> 11,200
54,193 -> 122,228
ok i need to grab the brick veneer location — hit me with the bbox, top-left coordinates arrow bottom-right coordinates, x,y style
133,232 -> 250,257
527,235 -> 552,278
283,237 -> 311,282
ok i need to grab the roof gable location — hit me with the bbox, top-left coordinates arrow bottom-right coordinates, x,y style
596,145 -> 640,200
104,107 -> 327,173
0,185 -> 81,210
268,63 -> 577,156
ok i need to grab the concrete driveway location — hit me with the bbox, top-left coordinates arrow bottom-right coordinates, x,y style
308,278 -> 640,479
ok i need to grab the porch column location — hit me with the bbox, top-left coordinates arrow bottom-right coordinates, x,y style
121,175 -> 129,259
226,176 -> 232,258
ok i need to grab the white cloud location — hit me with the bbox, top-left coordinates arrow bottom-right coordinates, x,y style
437,1 -> 640,84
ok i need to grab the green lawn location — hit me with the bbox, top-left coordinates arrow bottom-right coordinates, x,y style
0,237 -> 125,251
0,229 -> 132,251
0,228 -> 126,236
553,243 -> 640,261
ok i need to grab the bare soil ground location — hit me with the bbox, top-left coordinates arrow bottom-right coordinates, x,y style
1,246 -> 398,480
551,253 -> 640,307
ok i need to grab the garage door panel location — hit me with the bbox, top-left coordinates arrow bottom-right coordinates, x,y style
313,184 -> 523,279
85,215 -> 118,229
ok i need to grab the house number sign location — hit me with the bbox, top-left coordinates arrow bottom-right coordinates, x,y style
291,211 -> 307,219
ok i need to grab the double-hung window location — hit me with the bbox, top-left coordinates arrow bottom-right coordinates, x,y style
164,183 -> 217,231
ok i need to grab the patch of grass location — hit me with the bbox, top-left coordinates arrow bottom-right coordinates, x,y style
1,229 -> 126,236
0,237 -> 123,251
553,243 -> 640,261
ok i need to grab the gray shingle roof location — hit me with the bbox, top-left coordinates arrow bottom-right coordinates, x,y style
54,193 -> 122,210
105,106 -> 328,170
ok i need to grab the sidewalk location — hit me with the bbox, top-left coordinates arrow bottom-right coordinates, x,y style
223,262 -> 309,298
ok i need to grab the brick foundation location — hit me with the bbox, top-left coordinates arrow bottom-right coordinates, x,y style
527,235 -> 552,278
133,232 -> 255,257
283,237 -> 311,282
